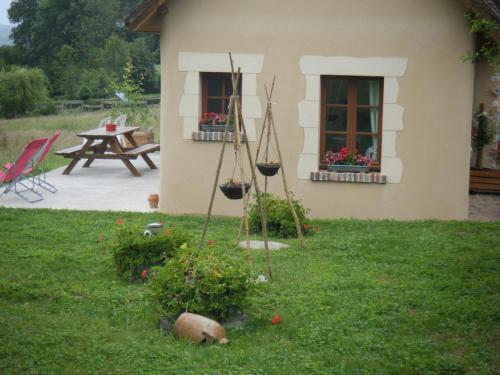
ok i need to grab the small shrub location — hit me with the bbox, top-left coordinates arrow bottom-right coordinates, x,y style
248,193 -> 312,238
111,225 -> 190,280
150,248 -> 256,321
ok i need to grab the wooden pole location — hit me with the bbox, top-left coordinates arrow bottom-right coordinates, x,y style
198,70 -> 241,248
236,101 -> 269,243
268,100 -> 304,248
238,98 -> 273,278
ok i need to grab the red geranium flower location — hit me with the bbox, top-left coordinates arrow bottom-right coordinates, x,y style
117,217 -> 123,225
140,269 -> 149,280
271,314 -> 282,325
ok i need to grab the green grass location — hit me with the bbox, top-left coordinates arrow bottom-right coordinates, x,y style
0,109 -> 160,172
0,208 -> 499,374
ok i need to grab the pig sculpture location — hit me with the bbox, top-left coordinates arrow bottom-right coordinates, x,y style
172,312 -> 229,344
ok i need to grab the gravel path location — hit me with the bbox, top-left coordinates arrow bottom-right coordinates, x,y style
469,194 -> 500,221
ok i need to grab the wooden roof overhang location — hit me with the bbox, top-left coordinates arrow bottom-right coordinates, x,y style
126,0 -> 499,34
126,0 -> 169,33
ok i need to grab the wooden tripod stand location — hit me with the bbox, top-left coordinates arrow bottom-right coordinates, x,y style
237,77 -> 304,248
199,53 -> 273,278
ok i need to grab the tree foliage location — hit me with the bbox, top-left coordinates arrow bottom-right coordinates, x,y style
5,0 -> 160,100
0,66 -> 54,118
463,12 -> 500,67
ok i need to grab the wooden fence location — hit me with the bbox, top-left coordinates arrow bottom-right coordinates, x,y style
56,96 -> 161,113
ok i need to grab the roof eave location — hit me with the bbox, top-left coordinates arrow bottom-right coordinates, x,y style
126,0 -> 168,33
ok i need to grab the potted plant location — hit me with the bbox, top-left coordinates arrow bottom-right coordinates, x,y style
219,179 -> 252,199
199,112 -> 234,132
256,161 -> 281,176
323,147 -> 372,173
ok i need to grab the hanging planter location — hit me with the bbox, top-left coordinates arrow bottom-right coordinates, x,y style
219,180 -> 252,200
257,162 -> 281,177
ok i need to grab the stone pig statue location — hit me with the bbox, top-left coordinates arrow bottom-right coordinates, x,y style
172,312 -> 229,344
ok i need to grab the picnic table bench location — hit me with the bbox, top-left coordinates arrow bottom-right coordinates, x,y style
56,126 -> 160,177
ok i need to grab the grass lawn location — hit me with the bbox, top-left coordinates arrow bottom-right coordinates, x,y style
0,208 -> 499,374
0,108 -> 160,172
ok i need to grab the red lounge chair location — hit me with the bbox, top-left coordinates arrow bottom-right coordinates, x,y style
0,138 -> 48,203
4,131 -> 61,193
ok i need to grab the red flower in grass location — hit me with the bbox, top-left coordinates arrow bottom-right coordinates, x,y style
303,223 -> 311,230
208,240 -> 216,247
271,314 -> 282,325
140,269 -> 149,280
117,217 -> 123,225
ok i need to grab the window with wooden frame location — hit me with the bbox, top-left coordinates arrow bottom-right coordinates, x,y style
201,72 -> 241,115
320,76 -> 384,169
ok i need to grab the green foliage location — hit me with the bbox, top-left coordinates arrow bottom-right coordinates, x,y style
7,0 -> 160,99
471,108 -> 496,151
110,63 -> 152,126
111,224 -> 190,280
0,209 -> 499,373
463,12 -> 500,67
0,66 -> 54,118
248,193 -> 312,238
150,247 -> 257,321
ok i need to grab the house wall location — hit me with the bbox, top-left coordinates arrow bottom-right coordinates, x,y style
159,0 -> 474,220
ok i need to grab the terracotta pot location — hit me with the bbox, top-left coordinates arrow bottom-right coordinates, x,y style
148,194 -> 159,208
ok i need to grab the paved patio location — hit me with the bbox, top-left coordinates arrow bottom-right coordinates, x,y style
0,153 -> 160,212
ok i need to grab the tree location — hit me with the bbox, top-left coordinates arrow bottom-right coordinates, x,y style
0,67 -> 53,118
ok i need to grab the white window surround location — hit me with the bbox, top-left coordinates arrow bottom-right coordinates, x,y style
297,56 -> 408,183
178,52 -> 264,141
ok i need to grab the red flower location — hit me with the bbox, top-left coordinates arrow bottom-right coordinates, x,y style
117,217 -> 123,225
303,223 -> 311,230
271,314 -> 282,325
208,239 -> 216,246
140,269 -> 149,280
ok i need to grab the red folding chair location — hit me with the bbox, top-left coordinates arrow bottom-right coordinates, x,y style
4,131 -> 61,193
0,138 -> 48,203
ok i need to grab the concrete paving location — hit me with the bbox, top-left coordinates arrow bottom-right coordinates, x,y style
0,153 -> 160,212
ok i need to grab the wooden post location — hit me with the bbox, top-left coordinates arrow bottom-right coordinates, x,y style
198,70 -> 240,248
265,82 -> 305,249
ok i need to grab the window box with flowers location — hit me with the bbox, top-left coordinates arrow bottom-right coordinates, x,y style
199,112 -> 234,133
323,147 -> 372,173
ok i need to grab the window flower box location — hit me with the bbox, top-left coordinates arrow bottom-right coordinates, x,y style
327,164 -> 370,173
200,124 -> 234,132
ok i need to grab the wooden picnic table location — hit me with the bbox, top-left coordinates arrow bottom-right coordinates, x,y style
56,126 -> 160,177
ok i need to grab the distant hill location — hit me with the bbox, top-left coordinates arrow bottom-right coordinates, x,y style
0,24 -> 12,46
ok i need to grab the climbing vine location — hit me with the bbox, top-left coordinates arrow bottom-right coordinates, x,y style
463,12 -> 500,67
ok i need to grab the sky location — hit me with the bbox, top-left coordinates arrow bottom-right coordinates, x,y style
0,0 -> 11,25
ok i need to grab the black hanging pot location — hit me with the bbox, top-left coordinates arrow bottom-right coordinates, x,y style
219,181 -> 252,200
257,162 -> 281,177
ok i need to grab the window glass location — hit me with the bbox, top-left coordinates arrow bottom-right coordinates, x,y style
325,134 -> 347,153
326,107 -> 348,131
207,99 -> 222,113
356,108 -> 378,132
355,135 -> 378,160
207,76 -> 223,97
357,80 -> 379,106
325,79 -> 348,105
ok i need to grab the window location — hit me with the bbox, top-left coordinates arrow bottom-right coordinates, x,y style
201,72 -> 241,115
320,76 -> 383,169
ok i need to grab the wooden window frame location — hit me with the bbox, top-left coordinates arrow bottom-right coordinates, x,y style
320,76 -> 384,171
201,72 -> 241,115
